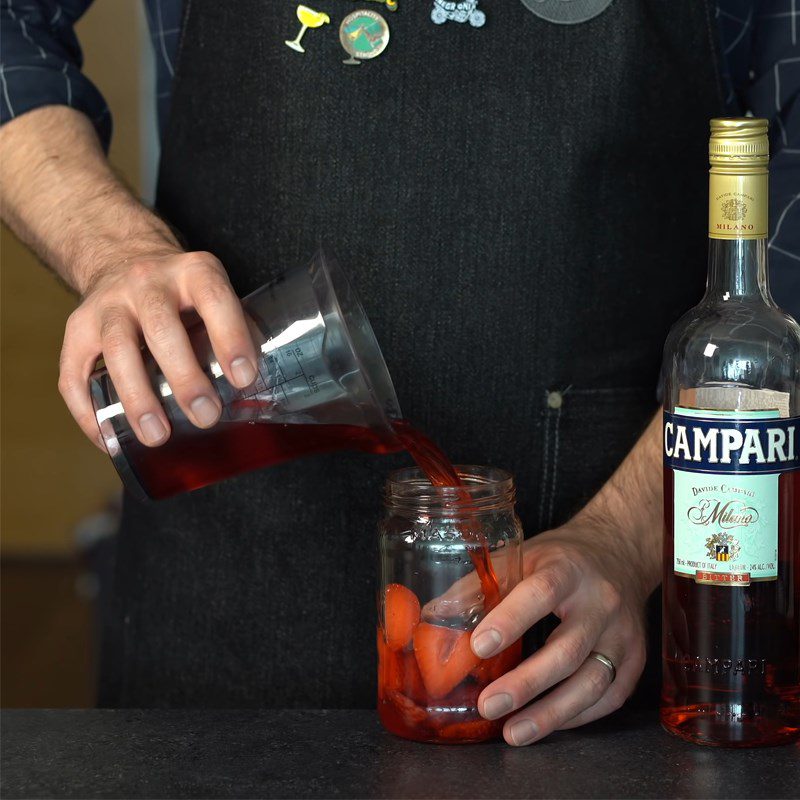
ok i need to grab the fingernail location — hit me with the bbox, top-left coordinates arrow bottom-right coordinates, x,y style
230,357 -> 256,388
190,395 -> 220,427
483,693 -> 513,720
472,628 -> 502,658
508,720 -> 538,746
139,413 -> 168,445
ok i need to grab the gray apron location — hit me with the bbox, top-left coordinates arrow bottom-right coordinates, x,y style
101,0 -> 724,707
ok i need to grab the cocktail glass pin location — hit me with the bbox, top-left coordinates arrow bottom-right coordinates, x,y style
285,5 -> 330,53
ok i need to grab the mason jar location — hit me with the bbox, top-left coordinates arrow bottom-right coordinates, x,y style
377,466 -> 524,743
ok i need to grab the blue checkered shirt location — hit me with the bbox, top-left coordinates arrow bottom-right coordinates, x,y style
1,1 -> 798,312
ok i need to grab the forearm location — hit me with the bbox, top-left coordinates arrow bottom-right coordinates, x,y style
0,106 -> 180,295
570,411 -> 663,598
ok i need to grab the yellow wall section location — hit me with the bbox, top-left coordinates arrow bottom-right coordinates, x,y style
1,1 -> 146,555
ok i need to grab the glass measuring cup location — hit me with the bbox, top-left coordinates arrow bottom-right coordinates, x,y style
91,250 -> 403,500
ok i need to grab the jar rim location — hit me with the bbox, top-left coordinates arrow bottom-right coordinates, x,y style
383,465 -> 515,512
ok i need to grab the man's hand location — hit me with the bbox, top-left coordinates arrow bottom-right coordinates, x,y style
61,250 -> 258,449
0,106 -> 257,449
471,525 -> 648,745
471,412 -> 662,745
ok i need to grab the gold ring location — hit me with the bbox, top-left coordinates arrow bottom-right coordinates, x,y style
589,651 -> 616,683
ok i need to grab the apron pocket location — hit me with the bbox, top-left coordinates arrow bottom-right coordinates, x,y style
537,385 -> 656,532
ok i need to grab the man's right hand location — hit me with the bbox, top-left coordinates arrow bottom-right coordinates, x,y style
0,106 -> 257,451
60,250 -> 259,450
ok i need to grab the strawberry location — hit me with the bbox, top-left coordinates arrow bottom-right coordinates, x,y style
437,718 -> 499,742
470,640 -> 523,684
384,584 -> 421,651
440,679 -> 481,710
377,626 -> 403,697
386,690 -> 428,727
399,651 -> 428,706
413,622 -> 480,700
489,640 -> 522,681
470,660 -> 490,682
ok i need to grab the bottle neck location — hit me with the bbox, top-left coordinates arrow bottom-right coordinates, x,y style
706,165 -> 771,304
705,237 -> 771,303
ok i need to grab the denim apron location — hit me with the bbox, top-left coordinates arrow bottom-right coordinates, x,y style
101,0 -> 724,707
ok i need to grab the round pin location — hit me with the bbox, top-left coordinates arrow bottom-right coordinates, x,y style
519,0 -> 613,25
339,10 -> 390,66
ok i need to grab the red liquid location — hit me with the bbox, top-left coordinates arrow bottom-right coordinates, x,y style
123,417 -> 402,499
379,421 -> 511,744
126,415 -> 499,613
392,419 -> 501,613
662,468 -> 800,746
377,625 -> 521,744
122,412 -> 514,742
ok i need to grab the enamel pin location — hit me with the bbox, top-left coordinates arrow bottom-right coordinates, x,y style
339,10 -> 390,65
354,0 -> 398,11
431,0 -> 485,26
285,5 -> 330,53
519,0 -> 613,24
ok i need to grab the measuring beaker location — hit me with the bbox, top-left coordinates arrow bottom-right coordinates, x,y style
91,250 -> 403,500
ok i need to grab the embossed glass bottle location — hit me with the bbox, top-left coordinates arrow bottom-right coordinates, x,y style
377,466 -> 523,743
661,118 -> 800,746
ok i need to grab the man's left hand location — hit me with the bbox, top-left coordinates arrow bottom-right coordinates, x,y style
471,522 -> 648,746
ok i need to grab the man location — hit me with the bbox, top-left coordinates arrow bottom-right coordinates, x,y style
1,0 -> 797,747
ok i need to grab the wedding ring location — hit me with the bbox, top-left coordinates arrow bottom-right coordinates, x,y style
589,651 -> 616,683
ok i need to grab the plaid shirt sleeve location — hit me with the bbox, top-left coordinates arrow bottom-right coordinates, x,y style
718,0 -> 800,318
0,0 -> 111,148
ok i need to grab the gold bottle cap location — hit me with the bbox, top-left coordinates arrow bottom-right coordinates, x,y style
709,117 -> 769,165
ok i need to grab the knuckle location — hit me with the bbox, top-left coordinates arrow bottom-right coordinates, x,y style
586,663 -> 612,696
58,357 -> 79,396
605,687 -> 628,714
552,635 -> 585,673
518,669 -> 542,701
183,251 -> 224,277
128,260 -> 158,284
139,291 -> 174,342
499,602 -> 529,636
116,385 -> 150,411
195,275 -> 232,309
102,335 -> 127,360
99,308 -> 129,347
57,371 -> 74,398
141,286 -> 170,317
64,308 -> 83,338
79,410 -> 99,432
168,364 -> 207,393
597,580 -> 622,615
525,569 -> 562,609
58,342 -> 71,375
528,705 -> 561,740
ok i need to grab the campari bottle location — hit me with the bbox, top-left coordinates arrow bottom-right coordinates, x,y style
661,118 -> 800,746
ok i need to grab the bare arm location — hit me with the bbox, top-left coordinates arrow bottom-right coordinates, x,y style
568,410 -> 663,598
471,412 -> 662,744
0,106 -> 258,448
0,106 -> 178,293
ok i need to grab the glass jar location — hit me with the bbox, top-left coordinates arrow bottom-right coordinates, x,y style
377,466 -> 524,744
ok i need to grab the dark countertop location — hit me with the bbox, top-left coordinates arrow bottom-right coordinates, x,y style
2,708 -> 798,799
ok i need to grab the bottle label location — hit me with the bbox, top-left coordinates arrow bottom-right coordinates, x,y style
664,409 -> 799,586
708,172 -> 768,239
